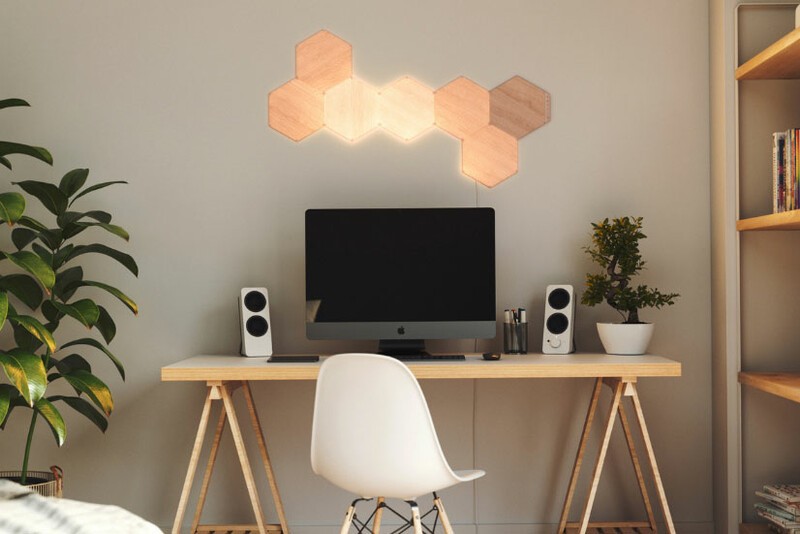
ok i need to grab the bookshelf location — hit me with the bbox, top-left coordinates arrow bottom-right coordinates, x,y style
734,5 -> 800,532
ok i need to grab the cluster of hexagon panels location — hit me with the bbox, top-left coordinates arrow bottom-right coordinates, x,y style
268,30 -> 550,188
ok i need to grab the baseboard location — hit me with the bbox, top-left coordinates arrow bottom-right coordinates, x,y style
164,521 -> 714,533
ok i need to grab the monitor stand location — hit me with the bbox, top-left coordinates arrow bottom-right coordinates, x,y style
378,339 -> 429,357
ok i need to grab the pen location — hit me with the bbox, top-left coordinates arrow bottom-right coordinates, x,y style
504,309 -> 511,324
519,308 -> 526,323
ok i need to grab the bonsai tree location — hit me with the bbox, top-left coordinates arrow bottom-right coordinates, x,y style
581,216 -> 678,324
0,99 -> 138,484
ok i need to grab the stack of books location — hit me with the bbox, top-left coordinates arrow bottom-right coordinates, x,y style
756,484 -> 800,533
773,130 -> 800,213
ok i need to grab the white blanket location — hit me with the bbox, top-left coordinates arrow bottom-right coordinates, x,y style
0,479 -> 162,534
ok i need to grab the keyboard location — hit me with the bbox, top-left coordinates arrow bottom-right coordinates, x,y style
390,354 -> 466,362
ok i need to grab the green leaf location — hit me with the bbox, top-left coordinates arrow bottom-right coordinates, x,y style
53,266 -> 83,301
69,181 -> 127,207
0,192 -> 26,225
12,321 -> 42,352
31,243 -> 53,268
0,157 -> 10,170
59,169 -> 89,197
18,216 -> 48,233
0,291 -> 7,331
0,349 -> 47,406
13,180 -> 67,215
65,244 -> 138,277
51,395 -> 107,433
73,280 -> 137,315
54,354 -> 92,374
51,299 -> 99,328
34,397 -> 66,447
0,142 -> 53,167
3,251 -> 55,291
61,338 -> 124,380
9,314 -> 56,353
41,300 -> 61,323
84,210 -> 112,224
11,228 -> 37,250
0,384 -> 13,425
74,222 -> 129,241
37,228 -> 62,250
63,369 -> 112,415
95,306 -> 116,343
0,98 -> 30,109
52,244 -> 74,271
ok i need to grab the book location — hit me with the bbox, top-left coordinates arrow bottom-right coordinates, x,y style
757,502 -> 800,522
766,485 -> 800,504
758,490 -> 800,515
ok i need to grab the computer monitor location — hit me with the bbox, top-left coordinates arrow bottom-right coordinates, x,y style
305,207 -> 496,355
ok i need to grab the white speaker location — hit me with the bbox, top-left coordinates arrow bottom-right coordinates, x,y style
542,284 -> 575,354
239,287 -> 273,357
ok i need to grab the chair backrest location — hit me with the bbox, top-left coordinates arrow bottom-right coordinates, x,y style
310,353 -> 460,500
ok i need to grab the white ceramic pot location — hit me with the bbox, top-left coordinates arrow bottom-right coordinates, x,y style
596,323 -> 654,355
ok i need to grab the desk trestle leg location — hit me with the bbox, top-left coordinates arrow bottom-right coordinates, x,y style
171,381 -> 289,534
558,378 -> 676,534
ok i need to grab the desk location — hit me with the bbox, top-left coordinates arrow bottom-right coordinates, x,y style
162,353 -> 681,534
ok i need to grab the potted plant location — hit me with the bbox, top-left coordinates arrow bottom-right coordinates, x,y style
581,216 -> 678,355
0,99 -> 138,495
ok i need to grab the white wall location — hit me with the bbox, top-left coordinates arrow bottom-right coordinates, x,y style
0,1 -> 712,531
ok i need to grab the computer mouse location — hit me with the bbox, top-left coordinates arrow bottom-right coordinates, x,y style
482,352 -> 501,361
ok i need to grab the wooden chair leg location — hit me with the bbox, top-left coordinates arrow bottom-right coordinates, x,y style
578,379 -> 624,534
433,495 -> 454,534
220,383 -> 268,534
372,497 -> 384,534
242,381 -> 290,533
172,386 -> 214,534
557,378 -> 603,533
190,406 -> 227,533
630,383 -> 676,534
340,503 -> 356,534
409,503 -> 423,534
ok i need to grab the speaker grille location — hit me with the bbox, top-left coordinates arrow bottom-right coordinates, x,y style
548,288 -> 571,310
546,313 -> 569,335
246,316 -> 269,337
244,291 -> 267,313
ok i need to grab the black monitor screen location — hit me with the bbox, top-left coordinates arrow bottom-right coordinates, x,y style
305,208 -> 495,341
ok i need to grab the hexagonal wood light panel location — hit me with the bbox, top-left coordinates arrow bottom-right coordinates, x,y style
268,30 -> 551,187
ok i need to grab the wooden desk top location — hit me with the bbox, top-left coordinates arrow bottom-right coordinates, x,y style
161,353 -> 681,382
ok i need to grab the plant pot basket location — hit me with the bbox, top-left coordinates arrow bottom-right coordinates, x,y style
0,466 -> 63,497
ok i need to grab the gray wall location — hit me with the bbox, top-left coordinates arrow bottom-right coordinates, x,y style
0,1 -> 712,531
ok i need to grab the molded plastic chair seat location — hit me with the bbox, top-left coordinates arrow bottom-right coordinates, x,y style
311,353 -> 485,532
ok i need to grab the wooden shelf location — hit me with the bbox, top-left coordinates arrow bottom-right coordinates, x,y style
737,26 -> 800,79
737,210 -> 800,231
740,523 -> 770,534
739,372 -> 800,404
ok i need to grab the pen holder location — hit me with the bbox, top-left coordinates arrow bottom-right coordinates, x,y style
503,322 -> 528,354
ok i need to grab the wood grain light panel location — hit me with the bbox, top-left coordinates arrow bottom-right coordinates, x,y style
379,76 -> 434,141
295,30 -> 353,92
490,75 -> 551,139
268,79 -> 324,141
461,125 -> 518,187
434,76 -> 490,140
324,78 -> 380,141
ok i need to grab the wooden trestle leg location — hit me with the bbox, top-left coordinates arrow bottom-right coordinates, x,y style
558,378 -> 676,534
171,381 -> 289,534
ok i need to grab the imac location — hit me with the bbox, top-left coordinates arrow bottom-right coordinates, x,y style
305,207 -> 496,358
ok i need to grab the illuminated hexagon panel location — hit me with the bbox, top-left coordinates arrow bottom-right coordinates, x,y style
324,78 -> 380,142
380,77 -> 434,141
268,30 -> 551,187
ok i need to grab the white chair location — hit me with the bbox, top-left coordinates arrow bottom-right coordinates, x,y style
311,353 -> 485,534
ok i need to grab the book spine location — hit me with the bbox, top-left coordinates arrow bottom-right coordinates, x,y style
775,132 -> 780,213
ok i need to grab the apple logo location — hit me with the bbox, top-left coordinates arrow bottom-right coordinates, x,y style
397,326 -> 405,335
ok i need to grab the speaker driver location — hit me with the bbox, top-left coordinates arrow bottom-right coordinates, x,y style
546,313 -> 569,335
244,291 -> 267,313
246,316 -> 269,337
548,288 -> 571,310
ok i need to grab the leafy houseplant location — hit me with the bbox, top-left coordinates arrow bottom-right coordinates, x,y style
0,99 -> 138,486
581,216 -> 678,354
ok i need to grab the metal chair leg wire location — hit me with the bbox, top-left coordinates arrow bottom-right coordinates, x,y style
344,495 -> 444,534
